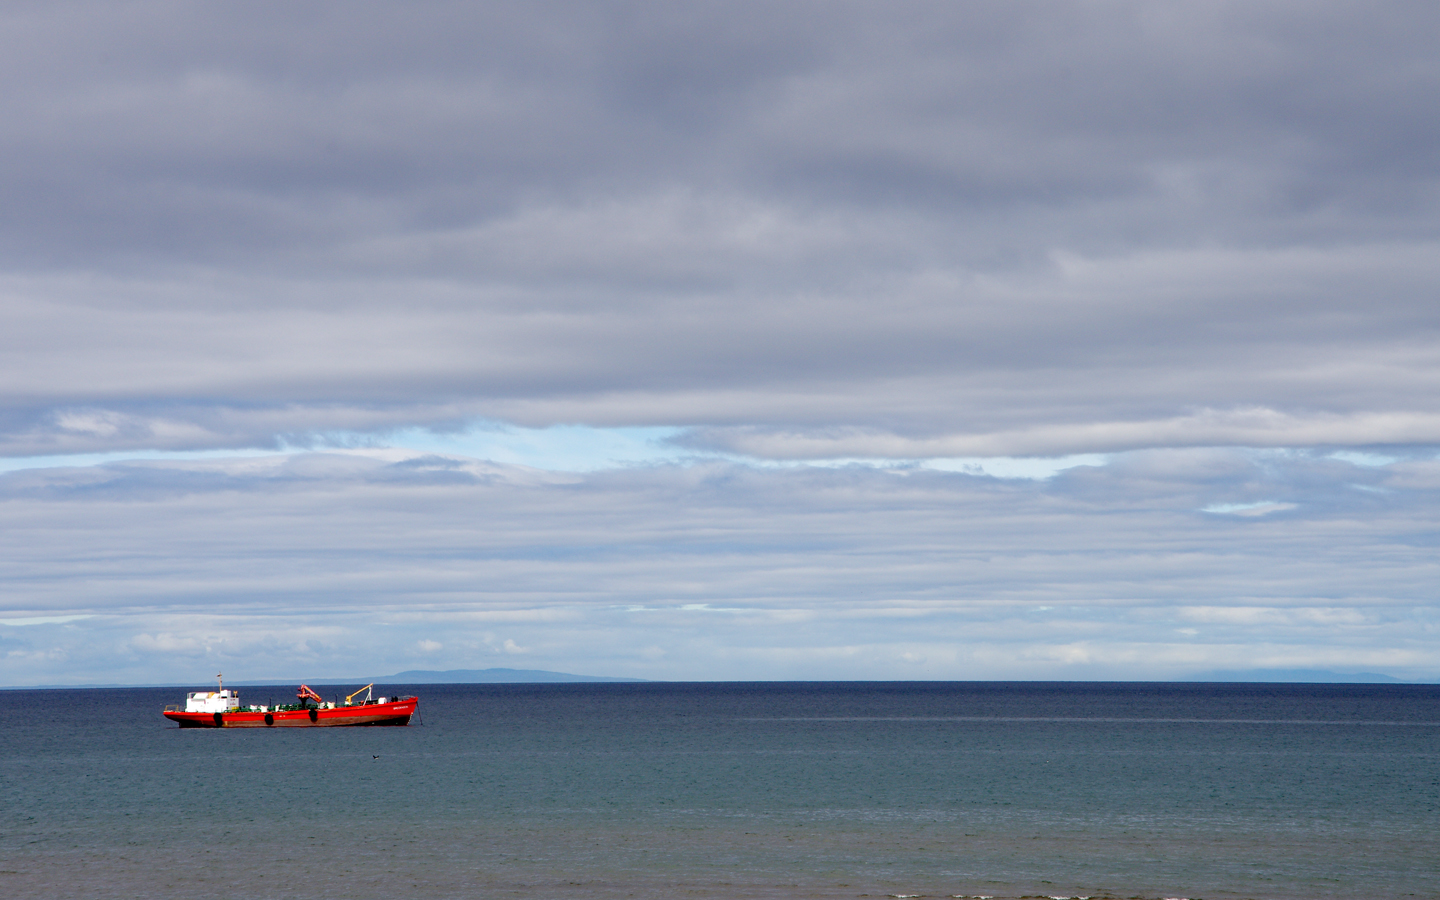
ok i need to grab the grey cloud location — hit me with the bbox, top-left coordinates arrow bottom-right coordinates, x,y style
3,2 -> 1440,458
9,2 -> 1436,266
5,238 -> 1440,457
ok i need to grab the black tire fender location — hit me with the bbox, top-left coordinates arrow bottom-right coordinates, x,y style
308,708 -> 319,723
264,713 -> 274,726
213,712 -> 223,727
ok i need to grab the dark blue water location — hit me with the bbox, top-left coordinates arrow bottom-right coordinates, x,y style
2,682 -> 1437,899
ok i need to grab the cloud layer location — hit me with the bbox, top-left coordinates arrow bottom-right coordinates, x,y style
3,2 -> 1438,457
2,449 -> 1436,684
3,3 -> 1439,683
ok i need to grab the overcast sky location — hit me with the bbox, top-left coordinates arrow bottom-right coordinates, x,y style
2,1 -> 1437,685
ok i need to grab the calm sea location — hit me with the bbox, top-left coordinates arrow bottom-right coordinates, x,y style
1,682 -> 1436,900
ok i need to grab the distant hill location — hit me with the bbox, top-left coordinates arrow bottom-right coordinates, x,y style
377,667 -> 647,683
1186,668 -> 1404,683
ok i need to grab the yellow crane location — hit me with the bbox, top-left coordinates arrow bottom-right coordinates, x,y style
344,683 -> 374,706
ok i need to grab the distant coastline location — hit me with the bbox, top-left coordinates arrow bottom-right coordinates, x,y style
1181,668 -> 1405,683
3,667 -> 650,689
4,667 -> 1431,689
376,667 -> 648,684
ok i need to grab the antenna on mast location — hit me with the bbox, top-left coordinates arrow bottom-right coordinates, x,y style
216,672 -> 223,691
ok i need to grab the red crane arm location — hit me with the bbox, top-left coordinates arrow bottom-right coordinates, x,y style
297,684 -> 324,703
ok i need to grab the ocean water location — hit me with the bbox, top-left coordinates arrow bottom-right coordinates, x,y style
1,682 -> 1437,900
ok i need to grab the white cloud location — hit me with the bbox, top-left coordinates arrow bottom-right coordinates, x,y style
129,632 -> 213,656
1177,607 -> 1371,626
1202,501 -> 1297,516
0,448 -> 1435,685
0,614 -> 91,626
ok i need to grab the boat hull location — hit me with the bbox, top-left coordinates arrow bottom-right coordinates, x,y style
164,697 -> 417,728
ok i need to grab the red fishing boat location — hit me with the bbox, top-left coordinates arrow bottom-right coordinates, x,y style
163,675 -> 417,728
